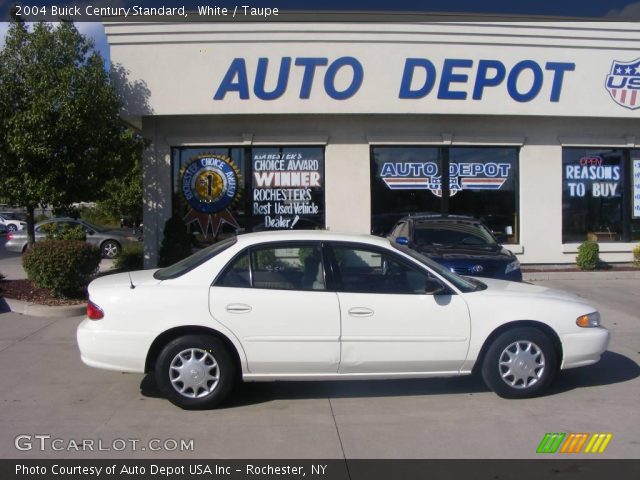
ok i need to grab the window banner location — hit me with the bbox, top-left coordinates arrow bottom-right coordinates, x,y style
633,159 -> 640,219
252,150 -> 324,229
180,154 -> 242,237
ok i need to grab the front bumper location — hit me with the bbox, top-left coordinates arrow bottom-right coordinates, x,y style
560,327 -> 610,369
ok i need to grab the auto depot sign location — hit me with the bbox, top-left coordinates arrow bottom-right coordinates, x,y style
214,57 -> 575,104
200,47 -> 640,117
108,25 -> 640,118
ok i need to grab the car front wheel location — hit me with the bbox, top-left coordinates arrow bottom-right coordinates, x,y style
8,224 -> 17,232
101,240 -> 121,258
155,335 -> 236,409
481,327 -> 557,398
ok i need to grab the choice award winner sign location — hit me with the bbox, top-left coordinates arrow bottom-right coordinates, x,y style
181,154 -> 242,237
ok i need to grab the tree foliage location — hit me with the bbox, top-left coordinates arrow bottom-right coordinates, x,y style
0,21 -> 143,241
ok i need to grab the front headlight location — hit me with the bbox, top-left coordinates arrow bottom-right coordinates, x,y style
576,312 -> 600,328
505,259 -> 520,274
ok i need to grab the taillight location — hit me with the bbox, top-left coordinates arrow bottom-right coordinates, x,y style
87,300 -> 104,320
7,233 -> 13,241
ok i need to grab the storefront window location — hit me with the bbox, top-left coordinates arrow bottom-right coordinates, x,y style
562,148 -> 638,243
371,146 -> 519,243
172,146 -> 325,245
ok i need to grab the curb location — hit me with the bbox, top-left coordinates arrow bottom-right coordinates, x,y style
524,270 -> 640,281
2,296 -> 85,318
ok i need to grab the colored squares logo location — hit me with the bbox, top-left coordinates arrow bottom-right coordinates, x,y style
537,433 -> 612,454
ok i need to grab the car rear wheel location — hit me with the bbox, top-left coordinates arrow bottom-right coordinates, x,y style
481,327 -> 557,398
8,224 -> 17,232
155,335 -> 236,409
101,240 -> 121,258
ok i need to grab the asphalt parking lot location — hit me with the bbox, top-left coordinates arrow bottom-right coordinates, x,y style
0,239 -> 638,459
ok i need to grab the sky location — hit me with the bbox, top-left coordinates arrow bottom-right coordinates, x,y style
1,0 -> 640,68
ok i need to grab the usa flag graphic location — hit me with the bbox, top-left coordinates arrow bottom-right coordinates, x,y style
605,59 -> 640,110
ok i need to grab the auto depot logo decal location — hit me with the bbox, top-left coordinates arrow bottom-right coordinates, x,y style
181,154 -> 242,237
606,58 -> 640,110
380,161 -> 511,196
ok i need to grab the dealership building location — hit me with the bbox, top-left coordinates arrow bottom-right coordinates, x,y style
104,19 -> 640,267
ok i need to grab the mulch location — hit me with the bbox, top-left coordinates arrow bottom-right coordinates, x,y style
0,279 -> 86,306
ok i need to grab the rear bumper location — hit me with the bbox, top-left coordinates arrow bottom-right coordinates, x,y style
76,319 -> 152,373
560,327 -> 610,369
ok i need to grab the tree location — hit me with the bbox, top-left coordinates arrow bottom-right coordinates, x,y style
0,21 -> 143,243
98,153 -> 143,228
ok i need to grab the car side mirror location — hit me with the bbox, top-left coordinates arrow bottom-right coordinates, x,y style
425,278 -> 446,295
395,236 -> 410,246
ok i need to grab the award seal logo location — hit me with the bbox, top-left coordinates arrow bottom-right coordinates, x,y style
181,154 -> 242,237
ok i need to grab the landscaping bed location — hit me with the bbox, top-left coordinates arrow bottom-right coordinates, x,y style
0,279 -> 85,306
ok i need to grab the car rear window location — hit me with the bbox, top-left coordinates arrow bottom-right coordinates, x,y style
153,237 -> 237,280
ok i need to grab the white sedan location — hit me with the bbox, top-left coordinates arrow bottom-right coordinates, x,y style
77,231 -> 609,409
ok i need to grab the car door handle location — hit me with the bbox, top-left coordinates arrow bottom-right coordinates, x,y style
348,307 -> 374,317
225,303 -> 252,314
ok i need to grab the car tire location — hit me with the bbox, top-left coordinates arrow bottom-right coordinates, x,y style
101,240 -> 121,259
154,335 -> 236,410
8,224 -> 17,232
481,327 -> 557,399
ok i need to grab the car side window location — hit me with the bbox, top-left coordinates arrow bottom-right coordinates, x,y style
251,244 -> 325,291
216,244 -> 325,291
216,251 -> 251,288
332,245 -> 434,294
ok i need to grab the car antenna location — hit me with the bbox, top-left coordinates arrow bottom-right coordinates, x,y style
128,272 -> 136,289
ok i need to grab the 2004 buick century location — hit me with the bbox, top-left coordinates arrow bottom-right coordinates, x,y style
77,231 -> 609,409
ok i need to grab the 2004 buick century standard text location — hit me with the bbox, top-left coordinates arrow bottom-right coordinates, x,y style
77,231 -> 609,409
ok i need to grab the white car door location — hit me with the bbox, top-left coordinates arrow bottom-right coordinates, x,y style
210,242 -> 341,374
331,243 -> 471,375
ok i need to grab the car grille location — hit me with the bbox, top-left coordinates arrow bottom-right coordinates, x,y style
451,265 -> 497,276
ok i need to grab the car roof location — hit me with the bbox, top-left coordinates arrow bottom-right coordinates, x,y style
399,214 -> 480,224
234,230 -> 392,248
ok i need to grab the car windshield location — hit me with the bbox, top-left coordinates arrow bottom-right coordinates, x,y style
154,237 -> 237,280
393,243 -> 485,293
413,222 -> 497,247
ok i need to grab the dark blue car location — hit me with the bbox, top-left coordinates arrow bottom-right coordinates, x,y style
388,214 -> 522,282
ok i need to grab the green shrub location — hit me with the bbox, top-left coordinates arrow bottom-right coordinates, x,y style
576,241 -> 600,270
158,215 -> 192,267
23,240 -> 101,298
41,223 -> 86,241
633,244 -> 640,268
114,243 -> 144,271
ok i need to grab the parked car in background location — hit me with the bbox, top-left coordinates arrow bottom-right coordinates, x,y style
0,213 -> 27,232
77,231 -> 608,409
0,223 -> 8,235
388,214 -> 522,281
5,218 -> 141,258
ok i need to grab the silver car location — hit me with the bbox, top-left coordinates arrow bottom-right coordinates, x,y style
5,218 -> 141,258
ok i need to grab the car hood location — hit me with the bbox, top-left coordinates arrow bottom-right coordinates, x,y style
471,277 -> 589,304
416,244 -> 515,262
89,269 -> 161,290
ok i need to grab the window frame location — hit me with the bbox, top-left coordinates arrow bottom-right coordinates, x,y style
325,241 -> 454,296
214,241 -> 329,292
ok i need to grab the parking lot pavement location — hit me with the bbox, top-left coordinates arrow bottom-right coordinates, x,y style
0,279 -> 638,459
